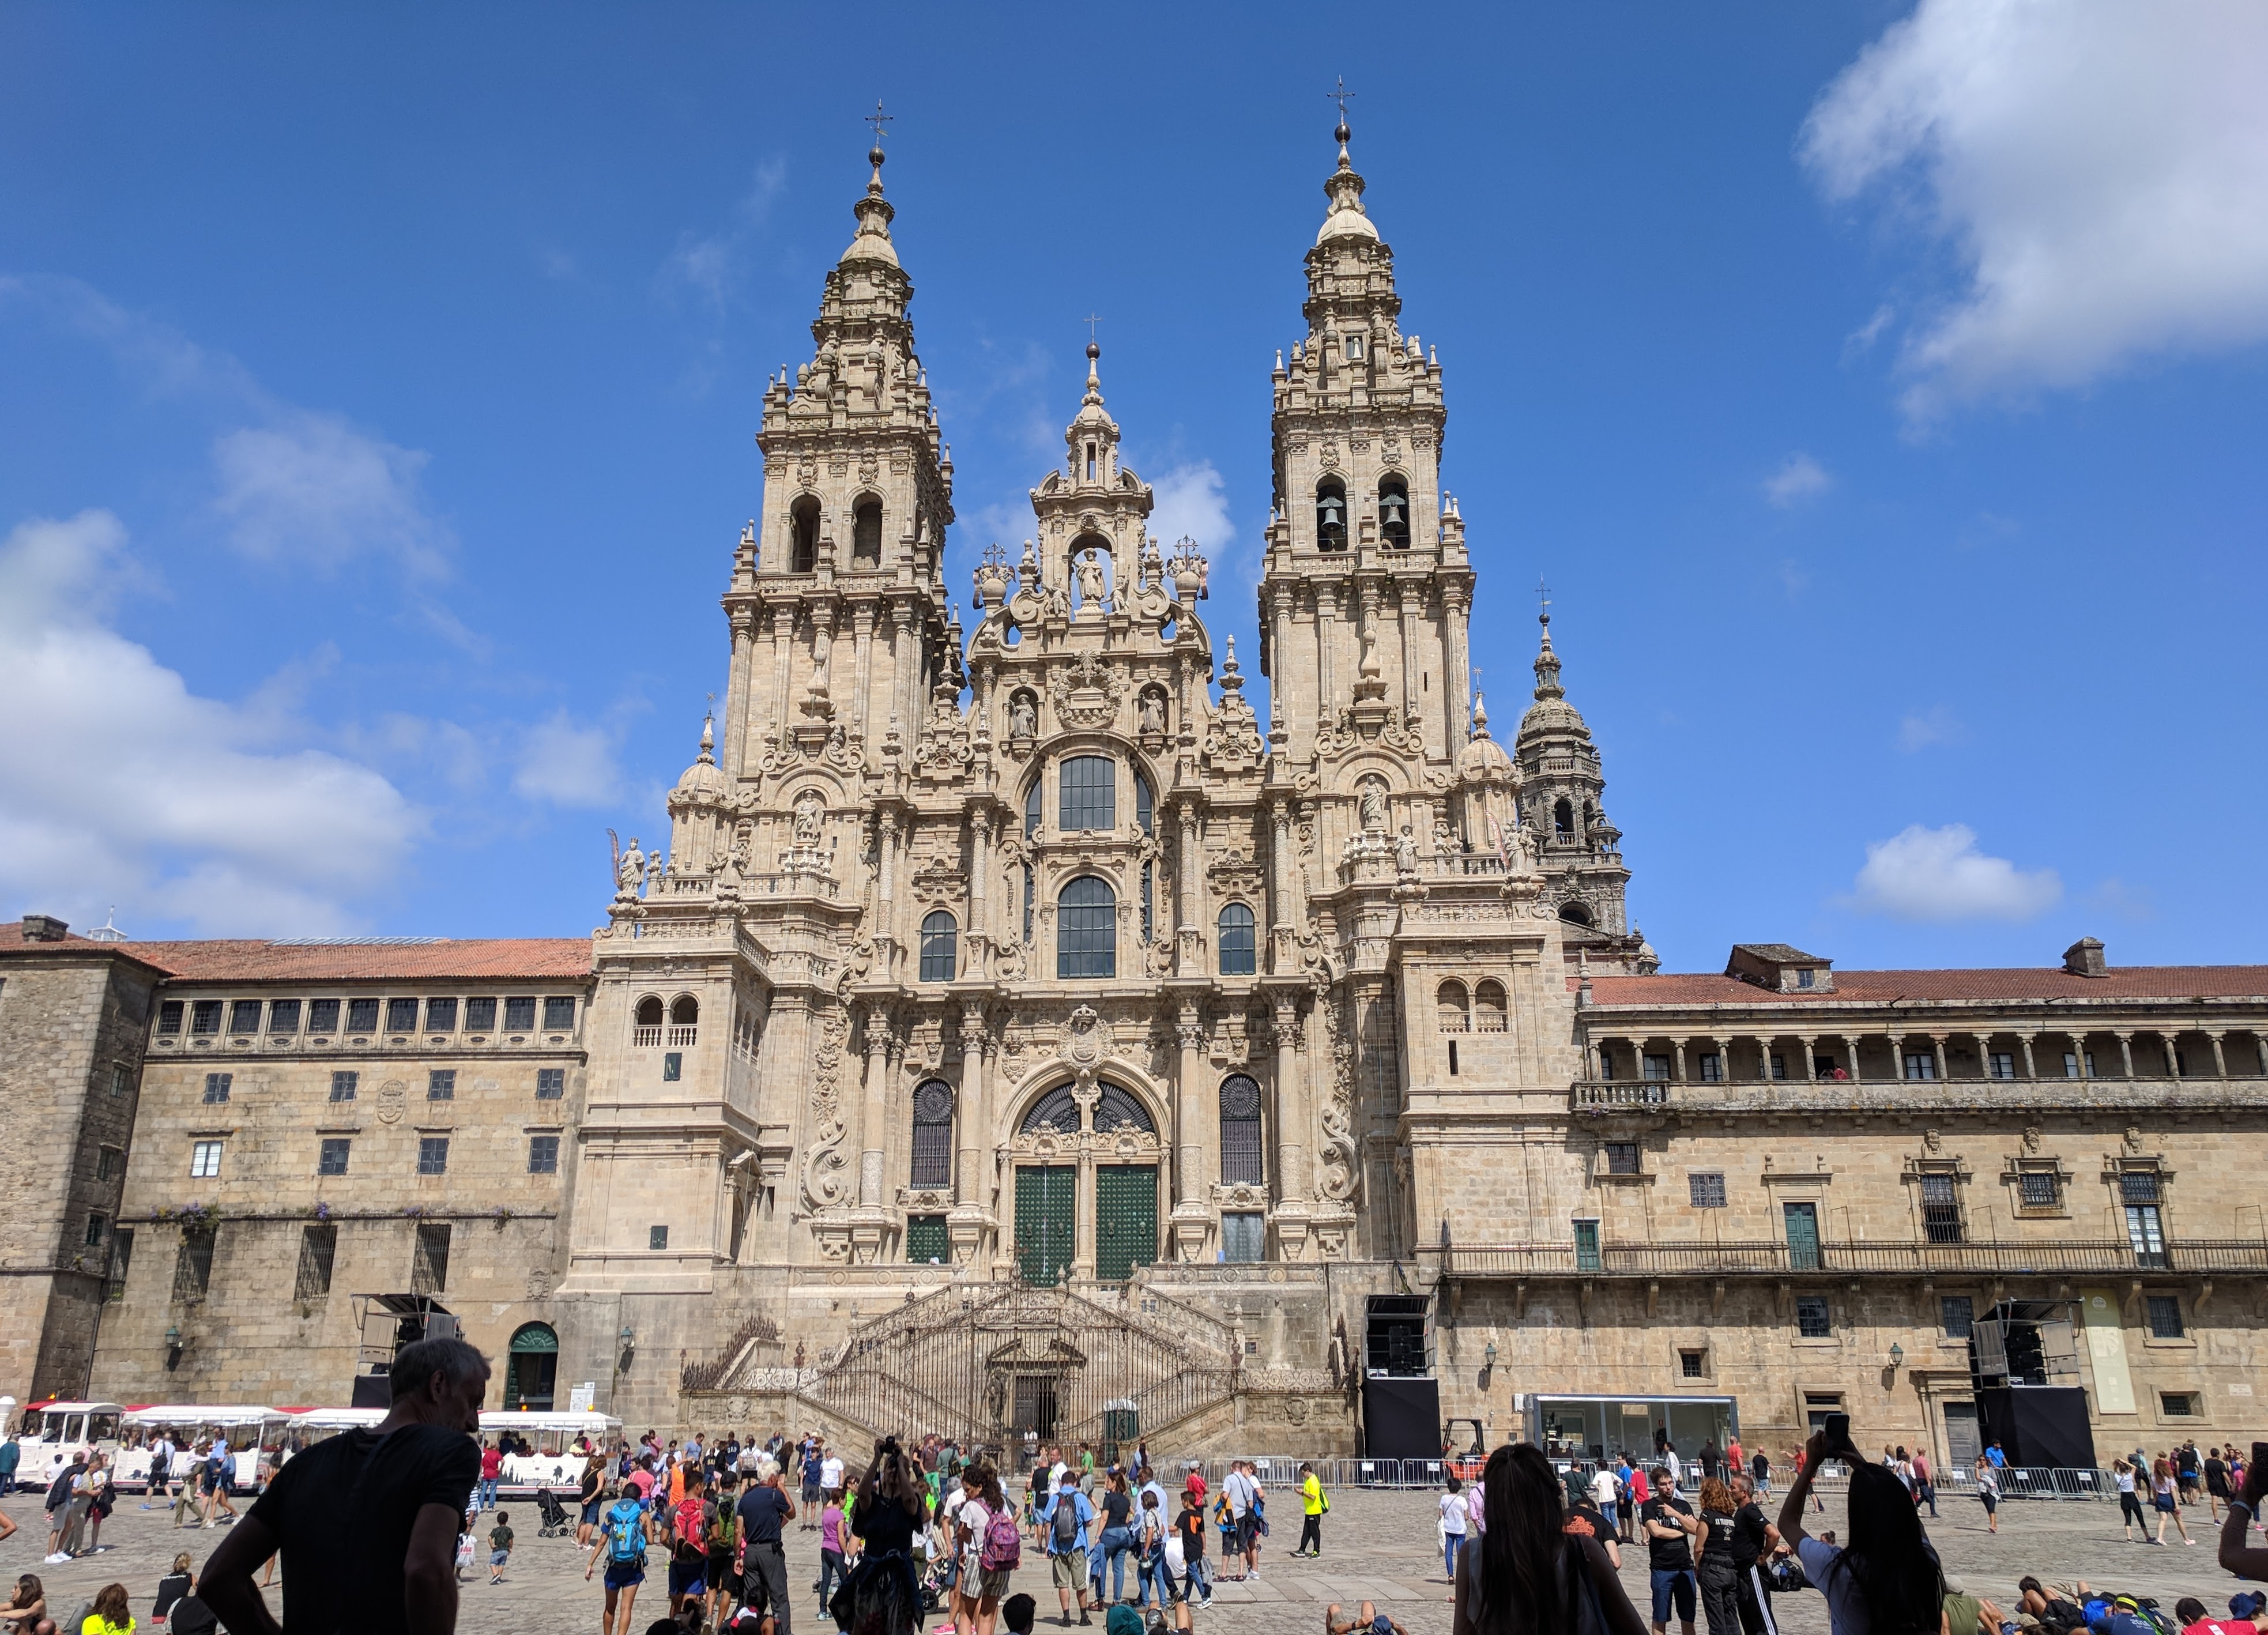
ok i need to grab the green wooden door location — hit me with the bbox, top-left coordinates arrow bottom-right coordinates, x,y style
1094,1165 -> 1158,1282
1016,1166 -> 1076,1284
1783,1201 -> 1821,1271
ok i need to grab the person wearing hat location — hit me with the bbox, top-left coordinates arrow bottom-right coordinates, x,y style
2172,1593 -> 2260,1635
1941,1574 -> 1981,1635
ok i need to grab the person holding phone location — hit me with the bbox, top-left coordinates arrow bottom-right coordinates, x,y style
1775,1427 -> 1945,1635
2217,1445 -> 2268,1579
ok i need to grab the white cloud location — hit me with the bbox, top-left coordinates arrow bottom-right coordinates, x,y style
1850,822 -> 2061,921
513,710 -> 623,808
0,511 -> 423,935
1147,461 -> 1237,555
1763,452 -> 1833,508
1844,303 -> 1896,359
1803,0 -> 2268,415
658,156 -> 789,311
212,412 -> 453,576
1897,705 -> 1965,751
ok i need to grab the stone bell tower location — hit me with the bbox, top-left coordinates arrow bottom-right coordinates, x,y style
1258,114 -> 1474,770
720,138 -> 959,781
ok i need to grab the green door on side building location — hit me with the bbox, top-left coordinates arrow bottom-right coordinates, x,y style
1094,1165 -> 1158,1282
1017,1165 -> 1076,1284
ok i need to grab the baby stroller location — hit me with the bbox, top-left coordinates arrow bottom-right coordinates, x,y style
916,1532 -> 955,1614
534,1487 -> 574,1538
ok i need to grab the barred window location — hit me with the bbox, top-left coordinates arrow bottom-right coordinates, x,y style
2017,1169 -> 2062,1209
425,997 -> 458,1031
528,1134 -> 560,1175
318,1137 -> 351,1176
1796,1296 -> 1832,1338
417,1137 -> 450,1176
386,998 -> 418,1033
308,998 -> 341,1033
229,999 -> 262,1034
1942,1295 -> 1975,1339
910,1080 -> 954,1189
544,996 -> 577,1030
536,1068 -> 565,1101
2119,1169 -> 2162,1205
190,1000 -> 223,1035
296,1223 -> 336,1301
1688,1172 -> 1727,1209
330,1071 -> 359,1102
347,997 -> 380,1033
1058,755 -> 1116,831
1920,1173 -> 1964,1244
906,1214 -> 948,1264
84,1212 -> 106,1248
504,996 -> 537,1031
173,1227 -> 215,1302
1604,1142 -> 1640,1176
157,1000 -> 184,1035
410,1222 -> 451,1293
465,997 -> 497,1031
97,1144 -> 122,1181
1219,1075 -> 1264,1186
2146,1294 -> 2184,1339
269,999 -> 301,1034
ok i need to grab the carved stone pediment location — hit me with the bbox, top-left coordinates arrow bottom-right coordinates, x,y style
1047,653 -> 1127,730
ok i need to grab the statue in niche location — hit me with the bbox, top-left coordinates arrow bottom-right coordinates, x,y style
1008,693 -> 1037,739
1358,781 -> 1388,835
1075,548 -> 1109,611
1138,690 -> 1167,735
792,790 -> 825,847
1395,825 -> 1419,876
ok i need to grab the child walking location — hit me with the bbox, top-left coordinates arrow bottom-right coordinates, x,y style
488,1509 -> 514,1583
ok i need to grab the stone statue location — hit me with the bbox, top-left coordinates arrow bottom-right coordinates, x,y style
1008,693 -> 1037,739
1075,548 -> 1109,612
615,834 -> 646,895
1358,781 -> 1387,834
1043,580 -> 1071,622
1139,690 -> 1166,735
792,790 -> 824,847
1395,824 -> 1419,876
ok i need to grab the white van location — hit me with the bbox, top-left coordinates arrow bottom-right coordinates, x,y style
481,1410 -> 620,1491
118,1406 -> 291,1491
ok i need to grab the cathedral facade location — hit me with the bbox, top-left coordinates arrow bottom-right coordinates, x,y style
10,126 -> 2264,1468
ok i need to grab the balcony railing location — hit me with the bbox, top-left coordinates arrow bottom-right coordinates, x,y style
1572,1080 -> 1674,1108
666,1024 -> 698,1048
1440,1238 -> 2266,1278
631,1026 -> 661,1047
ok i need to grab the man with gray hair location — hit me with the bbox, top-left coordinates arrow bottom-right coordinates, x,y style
200,1335 -> 489,1635
734,1453 -> 797,1635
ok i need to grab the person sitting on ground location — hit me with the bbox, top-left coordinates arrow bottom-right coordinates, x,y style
151,1557 -> 194,1626
1451,1443 -> 1646,1635
1003,1593 -> 1037,1635
2175,1595 -> 2254,1635
1776,1429 -> 1945,1635
79,1584 -> 134,1635
0,1575 -> 54,1635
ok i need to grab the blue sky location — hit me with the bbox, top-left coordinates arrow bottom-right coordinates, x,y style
4,2 -> 2265,971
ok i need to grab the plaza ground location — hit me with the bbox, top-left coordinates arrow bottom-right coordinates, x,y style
3,1485 -> 2254,1635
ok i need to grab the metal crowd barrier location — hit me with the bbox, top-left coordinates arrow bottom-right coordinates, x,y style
1161,1456 -> 2119,1501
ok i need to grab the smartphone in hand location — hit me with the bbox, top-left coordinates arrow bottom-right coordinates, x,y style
1824,1414 -> 1855,1459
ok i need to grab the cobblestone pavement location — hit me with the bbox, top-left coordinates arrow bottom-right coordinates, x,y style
3,1486 -> 2256,1635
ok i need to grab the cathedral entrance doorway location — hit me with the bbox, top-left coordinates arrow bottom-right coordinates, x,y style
1095,1164 -> 1158,1282
1016,1165 -> 1076,1283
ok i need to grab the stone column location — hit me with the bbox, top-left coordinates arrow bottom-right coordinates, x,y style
2116,1031 -> 2135,1079
1314,582 -> 1338,724
1840,1035 -> 1864,1084
1397,580 -> 1419,719
723,609 -> 755,774
768,604 -> 796,748
1929,1033 -> 1949,1083
1275,997 -> 1308,1204
1176,807 -> 1204,977
956,1008 -> 987,1209
858,1018 -> 890,1209
2209,1031 -> 2228,1079
1074,1103 -> 1098,1280
2019,1034 -> 2039,1080
1175,1011 -> 1205,1208
1886,1033 -> 1905,1083
1795,1034 -> 1817,1083
893,602 -> 920,743
851,602 -> 876,744
1268,801 -> 1294,971
1444,589 -> 1472,755
2161,1033 -> 2181,1077
1672,1039 -> 1689,1082
967,811 -> 992,980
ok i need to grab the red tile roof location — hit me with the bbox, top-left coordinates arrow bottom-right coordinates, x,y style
0,925 -> 591,982
1584,966 -> 2268,1007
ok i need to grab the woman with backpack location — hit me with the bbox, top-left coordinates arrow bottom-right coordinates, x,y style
583,1483 -> 651,1635
1295,1464 -> 1327,1559
956,1467 -> 1016,1635
1451,1444 -> 1646,1635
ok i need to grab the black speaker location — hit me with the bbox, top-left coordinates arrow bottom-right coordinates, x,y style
1975,1387 -> 2094,1469
1362,1376 -> 1441,1459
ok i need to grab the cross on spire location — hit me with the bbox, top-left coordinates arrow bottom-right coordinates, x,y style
1536,577 -> 1552,620
1084,312 -> 1102,345
864,100 -> 893,146
1328,76 -> 1355,123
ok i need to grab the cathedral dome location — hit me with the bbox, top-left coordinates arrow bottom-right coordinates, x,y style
1457,694 -> 1516,782
673,716 -> 728,803
1315,122 -> 1380,245
1517,696 -> 1589,742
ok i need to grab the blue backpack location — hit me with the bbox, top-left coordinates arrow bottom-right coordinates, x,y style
607,1500 -> 647,1566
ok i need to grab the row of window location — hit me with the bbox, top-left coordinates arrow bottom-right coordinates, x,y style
186,1132 -> 562,1180
903,1074 -> 1266,1187
1437,981 -> 1509,1031
160,995 -> 578,1038
1610,1048 -> 2132,1083
145,1219 -> 461,1305
918,899 -> 1258,982
786,493 -> 899,574
198,1068 -> 565,1105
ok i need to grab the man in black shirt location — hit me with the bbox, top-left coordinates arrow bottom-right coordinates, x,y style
1640,1471 -> 1698,1635
201,1335 -> 489,1635
1728,1475 -> 1779,1635
735,1457 -> 797,1635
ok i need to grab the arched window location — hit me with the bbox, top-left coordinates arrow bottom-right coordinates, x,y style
1437,980 -> 1470,1033
1025,778 -> 1043,838
503,1321 -> 558,1410
1553,797 -> 1576,838
1559,901 -> 1595,928
1345,334 -> 1364,361
790,496 -> 820,573
1316,477 -> 1348,552
1218,903 -> 1257,976
1059,755 -> 1115,831
1219,1074 -> 1263,1185
1379,475 -> 1411,548
1475,980 -> 1508,1032
851,496 -> 883,566
1057,876 -> 1116,979
635,996 -> 664,1027
910,1079 -> 953,1188
918,911 -> 958,982
1135,772 -> 1154,837
669,996 -> 698,1025
1021,1083 -> 1080,1134
1095,1082 -> 1154,1134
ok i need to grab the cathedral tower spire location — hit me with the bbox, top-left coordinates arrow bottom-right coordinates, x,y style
724,134 -> 957,778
